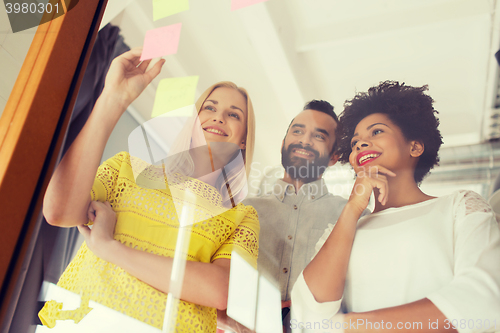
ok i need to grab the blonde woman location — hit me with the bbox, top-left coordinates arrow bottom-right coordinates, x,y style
39,48 -> 259,332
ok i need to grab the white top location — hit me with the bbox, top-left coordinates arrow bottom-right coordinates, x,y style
291,190 -> 500,333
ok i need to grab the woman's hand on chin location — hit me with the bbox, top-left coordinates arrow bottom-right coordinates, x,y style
348,157 -> 396,213
77,201 -> 118,261
102,47 -> 165,110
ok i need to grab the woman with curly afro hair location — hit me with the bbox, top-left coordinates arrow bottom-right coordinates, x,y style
291,81 -> 500,333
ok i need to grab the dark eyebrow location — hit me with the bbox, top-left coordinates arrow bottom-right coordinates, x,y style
315,128 -> 329,137
230,105 -> 244,114
291,124 -> 329,137
353,122 -> 389,138
367,122 -> 388,130
205,100 -> 244,113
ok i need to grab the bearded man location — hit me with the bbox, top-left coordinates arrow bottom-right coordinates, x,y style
243,100 -> 367,332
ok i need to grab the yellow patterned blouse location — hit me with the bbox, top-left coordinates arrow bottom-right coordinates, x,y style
39,152 -> 259,332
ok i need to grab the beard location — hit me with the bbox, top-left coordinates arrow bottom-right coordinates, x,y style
281,144 -> 331,184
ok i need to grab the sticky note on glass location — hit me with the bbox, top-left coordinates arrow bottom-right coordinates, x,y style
153,0 -> 189,21
151,76 -> 199,117
231,0 -> 269,10
140,23 -> 182,61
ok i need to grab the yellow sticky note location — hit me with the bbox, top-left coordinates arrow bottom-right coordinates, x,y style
151,76 -> 199,118
153,0 -> 189,21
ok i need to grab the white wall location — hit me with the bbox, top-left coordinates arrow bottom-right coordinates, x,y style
0,8 -> 36,118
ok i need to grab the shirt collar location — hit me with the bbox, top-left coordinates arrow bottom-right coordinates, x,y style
301,178 -> 329,201
273,178 -> 329,202
273,179 -> 295,202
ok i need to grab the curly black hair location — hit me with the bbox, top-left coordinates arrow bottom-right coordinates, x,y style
337,81 -> 443,184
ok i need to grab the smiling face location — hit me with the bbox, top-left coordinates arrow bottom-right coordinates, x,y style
349,113 -> 419,173
198,87 -> 248,150
281,109 -> 338,183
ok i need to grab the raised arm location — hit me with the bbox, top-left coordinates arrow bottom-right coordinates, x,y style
302,165 -> 395,303
43,48 -> 165,227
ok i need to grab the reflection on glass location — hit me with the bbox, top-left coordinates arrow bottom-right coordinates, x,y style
37,76 -> 259,333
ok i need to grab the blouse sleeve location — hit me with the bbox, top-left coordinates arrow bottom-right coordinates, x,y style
290,222 -> 342,325
212,204 -> 260,269
291,271 -> 343,325
90,152 -> 128,202
427,190 -> 500,333
293,210 -> 371,323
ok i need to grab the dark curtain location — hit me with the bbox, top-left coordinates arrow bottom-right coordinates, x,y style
4,23 -> 130,333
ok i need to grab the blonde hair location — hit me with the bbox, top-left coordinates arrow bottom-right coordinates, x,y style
165,81 -> 255,207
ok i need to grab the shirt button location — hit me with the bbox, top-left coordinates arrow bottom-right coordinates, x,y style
283,268 -> 288,273
311,195 -> 315,199
287,235 -> 293,240
293,205 -> 298,210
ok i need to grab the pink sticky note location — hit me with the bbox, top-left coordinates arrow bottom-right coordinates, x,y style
231,0 -> 269,11
140,23 -> 182,61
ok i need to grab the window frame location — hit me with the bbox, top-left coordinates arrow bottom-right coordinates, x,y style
0,0 -> 108,326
